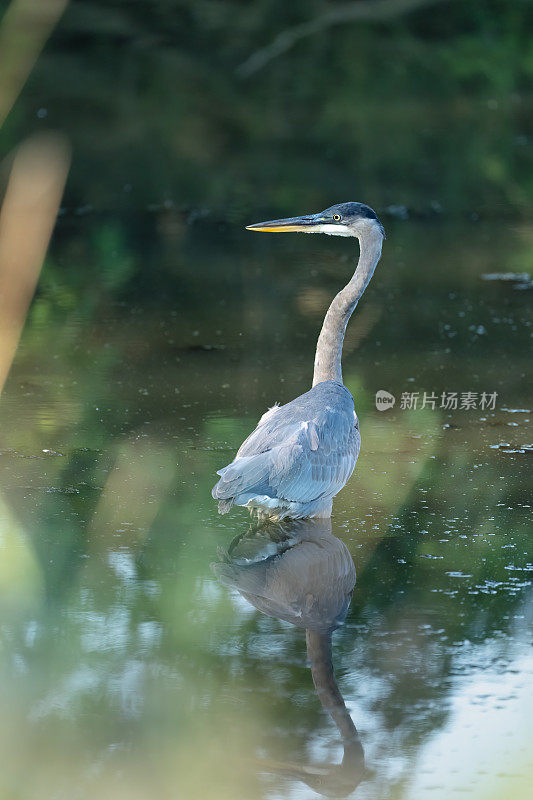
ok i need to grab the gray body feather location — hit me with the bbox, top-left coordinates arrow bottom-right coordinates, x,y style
212,381 -> 360,519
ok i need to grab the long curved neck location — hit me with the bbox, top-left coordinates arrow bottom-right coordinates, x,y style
312,226 -> 383,387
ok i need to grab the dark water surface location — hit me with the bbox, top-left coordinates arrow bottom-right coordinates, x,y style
0,211 -> 531,799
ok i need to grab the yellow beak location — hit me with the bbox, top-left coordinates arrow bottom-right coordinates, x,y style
246,214 -> 324,233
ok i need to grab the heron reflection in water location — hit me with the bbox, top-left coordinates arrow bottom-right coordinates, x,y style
213,519 -> 365,798
213,203 -> 385,520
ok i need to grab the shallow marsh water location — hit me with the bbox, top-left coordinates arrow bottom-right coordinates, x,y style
0,210 -> 531,799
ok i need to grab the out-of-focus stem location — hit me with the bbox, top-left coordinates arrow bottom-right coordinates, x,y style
0,0 -> 69,128
0,133 -> 70,393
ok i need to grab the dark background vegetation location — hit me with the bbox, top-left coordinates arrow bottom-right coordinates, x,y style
3,0 -> 533,220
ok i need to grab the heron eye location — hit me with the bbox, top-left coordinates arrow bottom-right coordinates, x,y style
333,214 -> 341,221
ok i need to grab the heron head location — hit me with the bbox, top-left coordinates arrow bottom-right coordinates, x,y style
246,202 -> 385,239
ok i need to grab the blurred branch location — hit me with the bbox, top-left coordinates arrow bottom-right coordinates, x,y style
237,0 -> 448,78
0,134 -> 71,393
0,0 -> 68,128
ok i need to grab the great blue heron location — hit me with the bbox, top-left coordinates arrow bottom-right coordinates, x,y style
212,202 -> 385,519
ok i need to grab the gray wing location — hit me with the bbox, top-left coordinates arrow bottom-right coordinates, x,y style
212,381 -> 360,506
